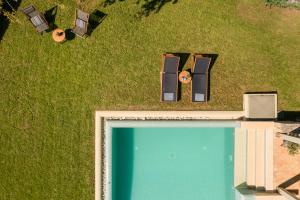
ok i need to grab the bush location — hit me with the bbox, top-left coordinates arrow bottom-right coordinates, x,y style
287,142 -> 300,156
266,0 -> 287,6
265,0 -> 300,8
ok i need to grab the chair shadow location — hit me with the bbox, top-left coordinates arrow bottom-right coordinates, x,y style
172,52 -> 190,71
65,29 -> 76,41
245,91 -> 277,94
279,173 -> 300,189
87,9 -> 107,36
178,80 -> 182,101
171,52 -> 190,101
290,127 -> 300,136
278,111 -> 300,121
0,0 -> 22,41
285,189 -> 299,195
44,5 -> 58,32
201,53 -> 218,101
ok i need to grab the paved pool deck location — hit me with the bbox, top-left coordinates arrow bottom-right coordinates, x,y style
274,133 -> 300,198
95,111 -> 299,200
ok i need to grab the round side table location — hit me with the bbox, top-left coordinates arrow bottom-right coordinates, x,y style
52,28 -> 66,43
179,71 -> 192,84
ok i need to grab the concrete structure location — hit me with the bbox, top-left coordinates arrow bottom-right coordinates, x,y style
240,122 -> 275,191
243,93 -> 277,119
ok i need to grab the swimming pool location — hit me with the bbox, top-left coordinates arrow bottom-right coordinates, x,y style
112,127 -> 235,200
98,119 -> 242,200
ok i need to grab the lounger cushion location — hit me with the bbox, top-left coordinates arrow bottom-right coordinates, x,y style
195,93 -> 205,102
163,56 -> 180,73
77,9 -> 89,22
72,26 -> 86,36
22,5 -> 35,16
162,73 -> 177,101
31,15 -> 43,26
36,23 -> 49,33
76,19 -> 86,28
192,74 -> 206,102
194,57 -> 211,74
164,93 -> 175,101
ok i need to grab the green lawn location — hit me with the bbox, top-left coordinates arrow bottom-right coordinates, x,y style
0,0 -> 299,199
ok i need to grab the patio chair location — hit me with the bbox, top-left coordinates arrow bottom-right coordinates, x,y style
160,54 -> 180,102
191,55 -> 211,102
22,4 -> 49,33
72,9 -> 89,38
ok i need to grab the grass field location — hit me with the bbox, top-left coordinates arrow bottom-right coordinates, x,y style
0,0 -> 299,199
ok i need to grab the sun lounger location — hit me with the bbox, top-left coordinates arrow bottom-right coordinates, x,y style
160,54 -> 180,102
22,4 -> 49,33
72,9 -> 89,38
191,55 -> 211,102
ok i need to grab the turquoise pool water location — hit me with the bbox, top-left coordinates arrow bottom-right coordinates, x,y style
112,127 -> 234,200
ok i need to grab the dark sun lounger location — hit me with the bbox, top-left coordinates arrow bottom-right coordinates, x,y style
22,4 -> 49,33
191,55 -> 211,102
160,54 -> 180,102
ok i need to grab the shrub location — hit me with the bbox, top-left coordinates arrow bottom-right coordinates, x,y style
266,0 -> 288,6
76,0 -> 99,12
287,142 -> 300,156
265,0 -> 300,8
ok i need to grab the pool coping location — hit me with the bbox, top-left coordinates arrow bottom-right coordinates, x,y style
95,111 -> 245,200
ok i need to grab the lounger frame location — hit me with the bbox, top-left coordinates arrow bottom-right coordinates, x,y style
72,9 -> 89,38
191,54 -> 211,102
22,4 -> 49,33
160,54 -> 180,102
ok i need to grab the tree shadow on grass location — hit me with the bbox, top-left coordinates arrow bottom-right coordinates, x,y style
44,5 -> 58,32
88,9 -> 107,36
3,0 -> 22,12
0,0 -> 22,41
101,0 -> 178,17
0,14 -> 10,41
136,0 -> 178,17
